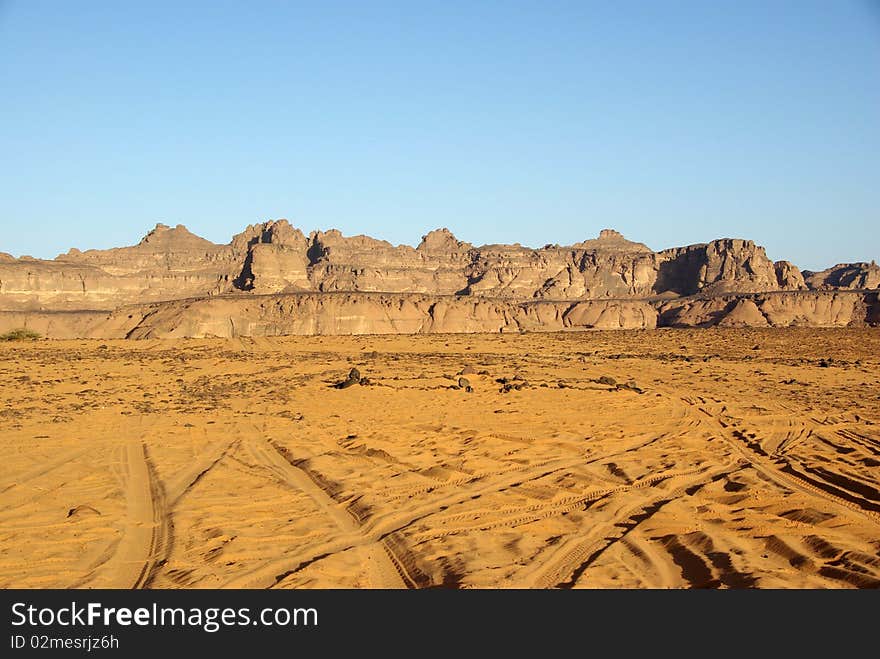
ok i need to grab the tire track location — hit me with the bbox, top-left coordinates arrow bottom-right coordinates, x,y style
411,467 -> 710,542
165,437 -> 241,506
677,397 -> 880,526
84,442 -> 170,589
378,427 -> 688,504
378,456 -> 574,503
522,463 -> 738,588
242,435 -> 411,589
0,448 -> 91,511
221,453 -> 584,588
72,431 -> 238,588
0,447 -> 90,494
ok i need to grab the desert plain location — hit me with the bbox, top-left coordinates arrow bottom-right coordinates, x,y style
1,328 -> 878,589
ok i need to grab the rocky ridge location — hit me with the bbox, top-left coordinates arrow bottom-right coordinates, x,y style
1,220 -> 877,337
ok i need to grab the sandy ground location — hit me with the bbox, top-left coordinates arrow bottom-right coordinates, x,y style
1,328 -> 878,589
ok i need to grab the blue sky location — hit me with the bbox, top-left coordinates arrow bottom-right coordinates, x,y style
1,0 -> 878,270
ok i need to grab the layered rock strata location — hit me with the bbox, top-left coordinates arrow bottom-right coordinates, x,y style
1,221 -> 876,337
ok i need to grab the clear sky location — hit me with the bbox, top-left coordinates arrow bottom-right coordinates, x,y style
1,1 -> 878,270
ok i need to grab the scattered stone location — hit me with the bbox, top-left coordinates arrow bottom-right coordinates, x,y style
67,505 -> 101,518
597,375 -> 616,386
460,365 -> 476,375
457,377 -> 473,392
334,368 -> 363,389
615,379 -> 644,394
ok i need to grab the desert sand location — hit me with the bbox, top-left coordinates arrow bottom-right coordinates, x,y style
1,328 -> 878,589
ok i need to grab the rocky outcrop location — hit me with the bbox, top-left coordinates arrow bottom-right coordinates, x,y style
0,260 -> 118,310
716,299 -> 770,328
89,294 -> 659,339
655,239 -> 780,296
867,291 -> 880,326
2,220 -> 877,335
73,289 -> 874,340
0,223 -> 687,309
804,262 -> 880,291
59,223 -> 232,276
774,261 -> 807,290
0,223 -> 242,311
232,220 -> 311,293
657,291 -> 874,328
304,228 -> 471,296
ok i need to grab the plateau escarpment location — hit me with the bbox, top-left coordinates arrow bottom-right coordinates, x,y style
1,221 -> 876,337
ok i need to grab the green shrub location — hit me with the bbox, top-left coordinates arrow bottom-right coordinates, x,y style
0,328 -> 42,341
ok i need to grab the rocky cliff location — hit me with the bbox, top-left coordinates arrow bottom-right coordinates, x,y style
656,291 -> 875,329
3,290 -> 874,339
88,294 -> 658,339
1,224 -> 239,311
1,220 -> 877,337
803,262 -> 880,291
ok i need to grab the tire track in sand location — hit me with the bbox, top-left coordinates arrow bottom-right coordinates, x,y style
0,448 -> 91,512
243,435 -> 411,589
74,432 -> 240,588
521,463 -> 738,588
222,449 -> 583,588
0,448 -> 90,495
675,397 -> 880,527
84,442 -> 170,589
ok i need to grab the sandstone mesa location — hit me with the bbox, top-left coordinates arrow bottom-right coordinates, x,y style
0,221 -> 877,338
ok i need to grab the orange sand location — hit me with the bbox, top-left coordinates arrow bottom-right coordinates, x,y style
1,329 -> 878,588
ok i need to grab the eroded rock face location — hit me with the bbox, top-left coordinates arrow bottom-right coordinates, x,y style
0,223 -> 242,311
94,294 -> 659,339
657,291 -> 873,328
82,289 -> 874,340
867,292 -> 880,326
58,223 -> 231,275
2,224 -> 674,309
774,261 -> 807,290
684,239 -> 780,294
804,262 -> 880,291
232,220 -> 311,293
2,221 -> 877,335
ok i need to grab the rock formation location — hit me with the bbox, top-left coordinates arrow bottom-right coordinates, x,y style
0,220 -> 877,337
803,262 -> 880,291
773,261 -> 807,290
